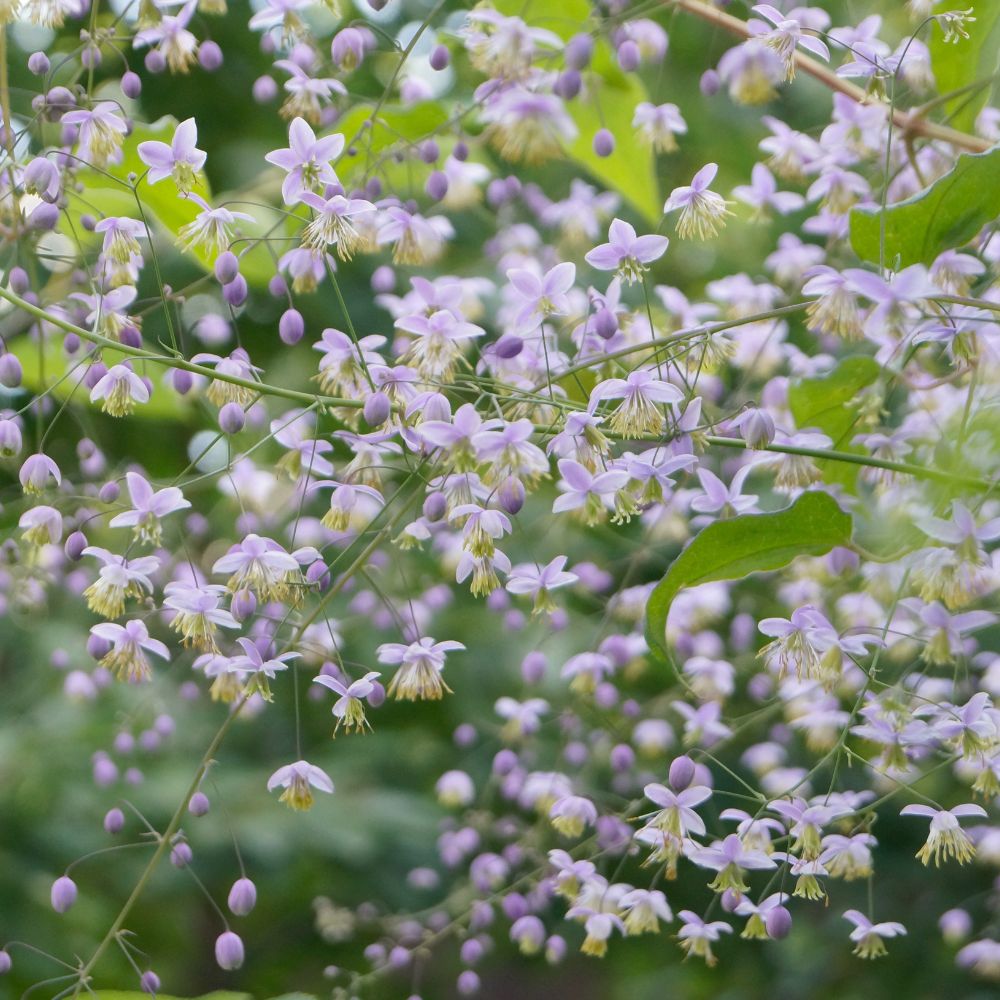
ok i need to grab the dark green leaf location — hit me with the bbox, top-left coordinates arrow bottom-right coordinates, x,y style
645,492 -> 853,661
849,146 -> 1000,267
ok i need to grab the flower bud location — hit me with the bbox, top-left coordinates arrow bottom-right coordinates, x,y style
99,480 -> 120,504
51,875 -> 77,913
228,877 -> 258,916
425,170 -> 448,202
545,934 -> 566,964
279,308 -> 304,345
140,970 -> 160,996
700,69 -> 721,96
121,71 -> 142,98
145,50 -> 166,73
29,201 -> 59,230
594,306 -> 618,340
420,139 -> 440,164
0,352 -> 23,388
739,407 -> 775,449
593,128 -> 615,158
28,51 -> 49,75
498,476 -> 525,515
430,44 -> 450,70
104,807 -> 125,834
668,754 -> 696,791
457,970 -> 480,996
9,266 -> 29,294
0,950 -> 10,974
553,70 -> 581,100
495,334 -> 523,359
219,402 -> 245,435
422,491 -> 447,522
0,418 -> 21,457
232,588 -> 256,622
188,791 -> 210,817
565,33 -> 593,69
214,251 -> 240,285
170,842 -> 193,868
371,265 -> 395,293
720,888 -> 741,912
223,274 -> 248,307
363,390 -> 391,427
172,369 -> 194,395
610,743 -> 635,772
199,41 -> 223,72
215,931 -> 245,971
617,39 -> 640,71
765,905 -> 792,939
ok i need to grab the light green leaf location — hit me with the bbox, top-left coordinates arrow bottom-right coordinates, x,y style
789,356 -> 880,490
645,492 -> 852,661
849,146 -> 1000,267
492,0 -> 593,39
929,7 -> 1000,134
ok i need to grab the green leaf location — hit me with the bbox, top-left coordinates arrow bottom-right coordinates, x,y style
492,0 -> 593,39
645,492 -> 853,661
930,7 -> 1000,134
849,146 -> 1000,268
789,356 -> 880,489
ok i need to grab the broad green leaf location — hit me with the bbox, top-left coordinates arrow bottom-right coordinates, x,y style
849,146 -> 1000,267
930,7 -> 1000,134
789,356 -> 880,490
645,492 -> 852,661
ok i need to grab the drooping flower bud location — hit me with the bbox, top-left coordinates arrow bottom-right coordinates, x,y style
430,45 -> 450,71
215,931 -> 245,970
0,352 -> 23,388
668,754 -> 697,791
219,402 -> 246,435
765,906 -> 793,939
363,391 -> 391,428
51,875 -> 78,913
140,970 -> 160,996
104,807 -> 125,834
188,791 -> 210,816
214,252 -> 240,285
498,476 -> 525,515
422,491 -> 447,522
279,308 -> 304,346
228,877 -> 258,916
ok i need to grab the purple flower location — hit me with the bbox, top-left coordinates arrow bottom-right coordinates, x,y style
506,262 -> 576,331
267,759 -> 333,811
664,163 -> 732,240
109,472 -> 190,544
842,910 -> 907,959
313,670 -> 381,734
584,218 -> 668,283
91,619 -> 169,683
138,117 -> 207,193
264,117 -> 343,205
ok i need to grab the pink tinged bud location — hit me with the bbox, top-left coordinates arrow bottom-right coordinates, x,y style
104,807 -> 125,834
457,971 -> 480,996
140,970 -> 160,996
425,170 -> 448,202
28,51 -> 49,74
498,476 -> 525,515
199,41 -> 223,71
0,950 -> 10,974
371,265 -> 395,293
0,352 -> 21,388
188,791 -> 210,817
305,560 -> 329,589
121,326 -> 143,349
668,754 -> 697,791
367,680 -> 386,708
492,749 -> 519,776
145,50 -> 166,73
170,842 -> 193,868
460,938 -> 484,965
253,75 -> 278,103
363,391 -> 391,428
430,44 -> 450,70
268,275 -> 287,297
87,633 -> 112,660
223,274 -> 248,307
420,140 -> 440,164
700,69 -> 721,96
502,893 -> 528,921
81,213 -> 96,231
63,530 -> 86,562
228,877 -> 257,916
219,402 -> 245,435
215,931 -> 245,971
29,201 -> 59,230
279,308 -> 304,345
422,491 -> 447,522
740,408 -> 775,448
51,875 -> 77,913
388,946 -> 410,970
453,141 -> 469,161
215,252 -> 240,285
566,33 -> 594,69
121,71 -> 142,98
765,905 -> 793,939
553,70 -> 581,100
495,334 -> 523,359
618,40 -> 640,71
